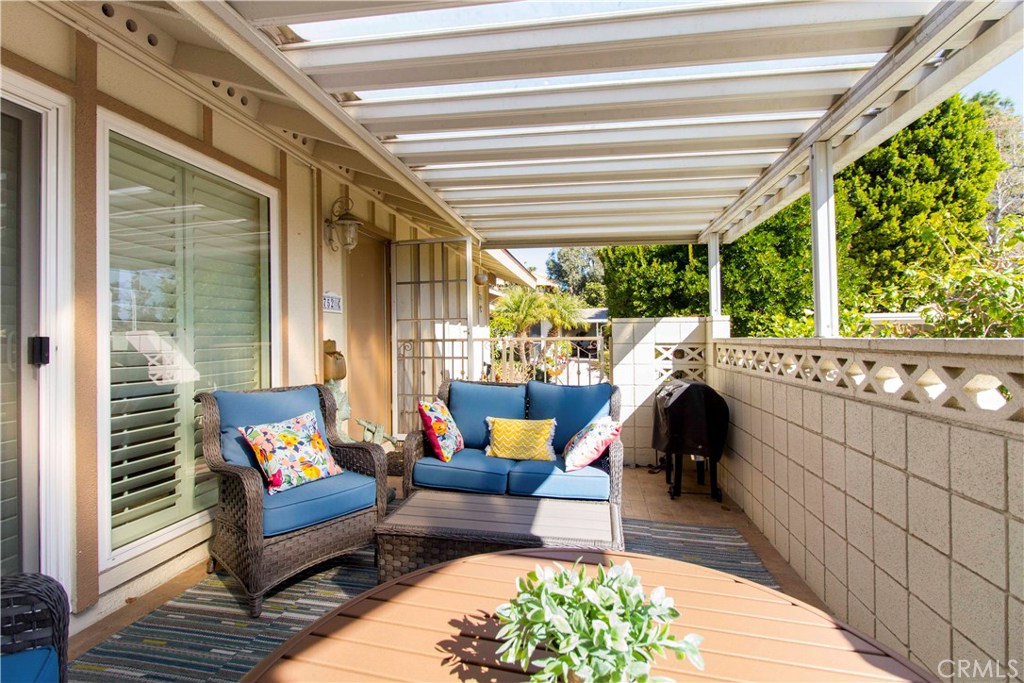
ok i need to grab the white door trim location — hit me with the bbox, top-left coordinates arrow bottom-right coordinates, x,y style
0,69 -> 75,597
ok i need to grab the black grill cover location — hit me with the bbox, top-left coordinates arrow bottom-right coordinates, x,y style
651,380 -> 729,461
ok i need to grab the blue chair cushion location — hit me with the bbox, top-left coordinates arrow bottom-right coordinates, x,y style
262,469 -> 375,537
413,448 -> 513,495
3,645 -> 58,683
212,387 -> 329,468
526,381 -> 612,454
447,381 -> 526,450
508,457 -> 610,500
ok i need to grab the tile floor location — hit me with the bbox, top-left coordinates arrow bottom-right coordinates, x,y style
617,459 -> 826,611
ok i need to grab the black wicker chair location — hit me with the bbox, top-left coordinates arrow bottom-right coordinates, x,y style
1,573 -> 69,683
195,384 -> 388,617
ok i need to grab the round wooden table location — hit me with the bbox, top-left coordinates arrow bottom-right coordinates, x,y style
244,548 -> 933,682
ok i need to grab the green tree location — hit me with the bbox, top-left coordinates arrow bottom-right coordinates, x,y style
598,93 -> 1005,337
841,95 -> 1001,300
546,247 -> 606,305
598,245 -> 707,318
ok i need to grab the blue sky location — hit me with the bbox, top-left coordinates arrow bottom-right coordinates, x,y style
510,50 -> 1024,274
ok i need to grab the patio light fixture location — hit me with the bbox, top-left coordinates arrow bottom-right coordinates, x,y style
325,192 -> 362,252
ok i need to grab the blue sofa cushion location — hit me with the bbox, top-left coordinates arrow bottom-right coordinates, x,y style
413,447 -> 513,495
447,381 -> 527,450
2,645 -> 58,683
526,381 -> 612,454
212,387 -> 329,468
508,457 -> 610,500
262,469 -> 375,537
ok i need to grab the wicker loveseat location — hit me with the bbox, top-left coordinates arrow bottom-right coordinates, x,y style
195,384 -> 387,617
403,379 -> 623,513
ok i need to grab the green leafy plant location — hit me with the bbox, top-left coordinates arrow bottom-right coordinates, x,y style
495,560 -> 703,682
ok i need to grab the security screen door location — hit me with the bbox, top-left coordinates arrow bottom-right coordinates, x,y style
0,98 -> 42,576
391,238 -> 474,435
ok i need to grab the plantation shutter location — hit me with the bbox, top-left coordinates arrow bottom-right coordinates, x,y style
108,133 -> 269,550
189,173 -> 270,512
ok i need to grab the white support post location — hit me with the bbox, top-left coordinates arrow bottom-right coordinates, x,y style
707,232 -> 722,318
810,141 -> 840,337
465,238 -> 476,381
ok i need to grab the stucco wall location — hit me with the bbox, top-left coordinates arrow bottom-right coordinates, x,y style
708,338 -> 1023,679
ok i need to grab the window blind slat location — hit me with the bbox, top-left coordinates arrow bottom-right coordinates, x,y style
108,131 -> 268,551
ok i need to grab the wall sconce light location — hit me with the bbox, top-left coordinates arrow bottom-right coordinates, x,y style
473,272 -> 489,287
325,193 -> 362,252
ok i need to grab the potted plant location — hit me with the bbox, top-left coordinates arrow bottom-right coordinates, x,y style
495,560 -> 704,682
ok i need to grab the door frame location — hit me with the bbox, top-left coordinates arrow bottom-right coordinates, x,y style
1,69 -> 75,594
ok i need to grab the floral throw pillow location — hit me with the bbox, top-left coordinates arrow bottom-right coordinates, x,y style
485,417 -> 557,461
417,399 -> 464,462
238,411 -> 342,494
564,417 -> 622,472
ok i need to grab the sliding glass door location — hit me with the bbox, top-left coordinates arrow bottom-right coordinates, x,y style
1,98 -> 42,576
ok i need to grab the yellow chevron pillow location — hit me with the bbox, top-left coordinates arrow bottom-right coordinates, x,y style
485,417 -> 557,461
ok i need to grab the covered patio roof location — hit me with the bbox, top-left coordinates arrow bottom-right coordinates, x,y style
153,0 -> 1019,247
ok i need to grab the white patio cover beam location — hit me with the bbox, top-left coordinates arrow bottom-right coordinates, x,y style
441,178 -> 756,205
285,1 -> 930,91
459,197 -> 732,219
348,67 -> 869,135
810,141 -> 839,338
420,152 -> 780,188
721,2 -> 1023,242
387,117 -> 818,165
169,0 -> 480,242
708,233 -> 723,318
702,0 -> 1003,243
482,226 -> 704,249
470,214 -> 720,230
229,1 -> 507,28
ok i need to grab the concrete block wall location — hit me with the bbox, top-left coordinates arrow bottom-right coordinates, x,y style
611,317 -> 710,466
708,338 -> 1023,679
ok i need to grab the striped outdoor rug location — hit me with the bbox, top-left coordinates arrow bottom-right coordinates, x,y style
70,520 -> 777,682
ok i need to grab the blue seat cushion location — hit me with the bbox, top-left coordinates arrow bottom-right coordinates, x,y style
447,381 -> 526,450
2,645 -> 58,683
413,448 -> 513,495
526,381 -> 612,454
262,469 -> 375,537
508,457 -> 610,500
212,387 -> 329,468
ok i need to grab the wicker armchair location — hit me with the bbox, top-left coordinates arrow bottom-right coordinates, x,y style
1,573 -> 69,683
403,380 -> 624,545
196,384 -> 387,617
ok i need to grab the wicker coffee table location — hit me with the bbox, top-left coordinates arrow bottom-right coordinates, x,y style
375,489 -> 622,582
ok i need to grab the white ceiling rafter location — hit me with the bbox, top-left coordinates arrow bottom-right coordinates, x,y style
169,0 -> 482,243
459,197 -> 734,219
346,66 -> 874,135
702,0 -> 1012,242
161,0 -> 1021,249
386,116 -> 819,165
284,1 -> 932,91
229,1 -> 509,29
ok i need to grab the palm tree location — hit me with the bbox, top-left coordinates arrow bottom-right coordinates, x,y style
545,289 -> 586,337
491,285 -> 548,337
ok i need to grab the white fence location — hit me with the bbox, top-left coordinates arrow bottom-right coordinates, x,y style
474,336 -> 606,386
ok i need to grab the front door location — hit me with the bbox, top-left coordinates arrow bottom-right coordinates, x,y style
1,98 -> 43,576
